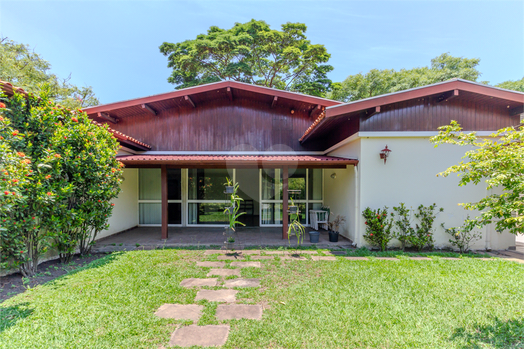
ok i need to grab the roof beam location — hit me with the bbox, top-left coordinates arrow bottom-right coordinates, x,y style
437,89 -> 459,103
184,95 -> 195,108
97,112 -> 118,124
271,96 -> 278,108
226,87 -> 233,101
141,103 -> 157,116
309,104 -> 323,118
509,105 -> 524,117
361,106 -> 381,119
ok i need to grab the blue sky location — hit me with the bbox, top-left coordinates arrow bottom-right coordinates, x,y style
1,0 -> 523,104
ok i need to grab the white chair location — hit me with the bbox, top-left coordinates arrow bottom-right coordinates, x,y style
309,210 -> 329,230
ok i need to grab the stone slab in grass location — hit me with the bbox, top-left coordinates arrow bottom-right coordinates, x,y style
180,278 -> 218,287
286,250 -> 318,255
375,257 -> 399,261
328,251 -> 347,256
224,278 -> 260,288
216,304 -> 263,320
410,257 -> 432,260
154,304 -> 203,321
280,256 -> 308,261
195,289 -> 238,303
250,256 -> 274,260
218,255 -> 244,260
241,250 -> 261,255
230,261 -> 261,268
204,250 -> 225,255
169,325 -> 229,347
311,256 -> 337,261
196,261 -> 226,268
207,268 -> 241,277
264,251 -> 285,255
439,257 -> 461,260
345,257 -> 370,260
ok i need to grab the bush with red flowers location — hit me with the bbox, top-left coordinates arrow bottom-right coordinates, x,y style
362,206 -> 394,251
0,89 -> 122,276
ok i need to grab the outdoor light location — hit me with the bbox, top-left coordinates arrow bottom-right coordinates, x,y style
331,172 -> 337,179
380,145 -> 392,164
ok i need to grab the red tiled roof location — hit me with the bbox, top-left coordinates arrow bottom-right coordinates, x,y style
117,154 -> 357,168
0,80 -> 151,150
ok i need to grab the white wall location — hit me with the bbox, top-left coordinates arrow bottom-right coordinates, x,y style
324,139 -> 360,242
356,136 -> 515,250
97,168 -> 139,240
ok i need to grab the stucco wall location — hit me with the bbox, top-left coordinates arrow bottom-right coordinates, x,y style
324,139 -> 360,243
97,168 -> 139,240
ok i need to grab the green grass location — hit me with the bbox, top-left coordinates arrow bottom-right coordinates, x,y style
1,250 -> 524,348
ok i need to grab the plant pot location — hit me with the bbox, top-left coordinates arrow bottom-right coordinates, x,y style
309,231 -> 320,243
224,186 -> 235,194
225,206 -> 235,214
288,206 -> 298,214
328,231 -> 339,242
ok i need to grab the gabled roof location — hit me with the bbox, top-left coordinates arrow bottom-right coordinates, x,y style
300,79 -> 524,142
0,80 -> 150,151
83,80 -> 342,119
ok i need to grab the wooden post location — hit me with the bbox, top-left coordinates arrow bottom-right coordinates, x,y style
282,166 -> 288,239
161,165 -> 168,240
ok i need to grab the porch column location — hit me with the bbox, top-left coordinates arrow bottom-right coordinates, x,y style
282,166 -> 288,239
161,165 -> 168,240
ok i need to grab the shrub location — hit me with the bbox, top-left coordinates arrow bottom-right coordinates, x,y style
391,203 -> 414,251
443,221 -> 482,253
362,207 -> 394,251
410,204 -> 443,251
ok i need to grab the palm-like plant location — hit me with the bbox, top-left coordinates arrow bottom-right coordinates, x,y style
223,177 -> 245,231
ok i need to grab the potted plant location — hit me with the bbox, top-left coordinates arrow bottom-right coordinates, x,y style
288,205 -> 298,214
329,214 -> 346,242
308,230 -> 320,243
223,178 -> 245,249
288,198 -> 306,253
224,178 -> 235,194
226,236 -> 236,250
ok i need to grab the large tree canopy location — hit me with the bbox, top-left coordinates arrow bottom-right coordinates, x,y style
0,37 -> 99,109
159,20 -> 334,97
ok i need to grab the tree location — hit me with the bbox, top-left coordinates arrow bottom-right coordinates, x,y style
0,37 -> 99,109
330,53 -> 482,102
0,87 -> 122,276
430,121 -> 524,236
496,77 -> 524,92
159,20 -> 334,97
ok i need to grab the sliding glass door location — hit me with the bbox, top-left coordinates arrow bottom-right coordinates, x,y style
187,169 -> 229,225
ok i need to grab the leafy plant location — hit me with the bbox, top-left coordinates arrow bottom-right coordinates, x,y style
362,207 -> 394,251
443,220 -> 482,253
391,203 -> 415,251
223,178 -> 245,231
288,198 -> 306,249
227,236 -> 235,243
329,214 -> 346,233
409,204 -> 444,251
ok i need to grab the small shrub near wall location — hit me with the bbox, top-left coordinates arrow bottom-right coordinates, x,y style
362,207 -> 394,251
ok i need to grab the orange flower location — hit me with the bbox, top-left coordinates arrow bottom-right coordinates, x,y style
0,116 -> 3,121
0,102 -> 5,108
54,154 -> 61,158
45,175 -> 51,179
16,152 -> 25,157
71,117 -> 78,122
46,192 -> 52,196
12,130 -> 19,136
22,159 -> 31,164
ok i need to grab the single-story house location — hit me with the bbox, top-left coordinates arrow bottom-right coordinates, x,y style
83,79 -> 524,250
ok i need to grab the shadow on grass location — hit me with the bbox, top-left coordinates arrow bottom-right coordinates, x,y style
451,317 -> 524,348
0,302 -> 33,333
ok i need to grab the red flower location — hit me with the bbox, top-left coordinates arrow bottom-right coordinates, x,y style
98,200 -> 101,202
0,116 -> 3,121
45,175 -> 51,179
17,152 -> 25,157
46,192 -> 52,196
365,221 -> 368,225
370,233 -> 373,236
64,136 -> 67,139
71,117 -> 78,122
0,102 -> 6,108
12,130 -> 19,136
12,179 -> 19,183
32,217 -> 35,219
3,191 -> 9,195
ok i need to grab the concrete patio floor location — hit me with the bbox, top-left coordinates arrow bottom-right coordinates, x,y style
93,226 -> 353,252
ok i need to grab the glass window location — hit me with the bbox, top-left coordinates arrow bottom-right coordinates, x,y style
308,169 -> 323,200
168,203 -> 182,225
188,203 -> 228,224
139,168 -> 161,200
261,169 -> 281,200
288,203 -> 306,224
261,203 -> 282,225
188,169 -> 229,200
288,169 -> 306,200
168,169 -> 182,200
139,203 -> 161,224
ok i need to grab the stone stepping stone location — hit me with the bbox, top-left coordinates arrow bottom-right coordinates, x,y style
311,256 -> 337,261
195,289 -> 238,302
216,304 -> 263,320
224,278 -> 260,288
251,256 -> 274,260
197,261 -> 225,268
286,250 -> 318,255
375,257 -> 399,261
154,304 -> 203,321
204,250 -> 226,255
280,256 -> 308,260
241,250 -> 261,255
180,278 -> 218,287
230,261 -> 261,268
207,268 -> 241,277
169,325 -> 229,347
264,251 -> 285,255
440,257 -> 461,260
345,257 -> 369,260
329,251 -> 347,256
410,257 -> 432,260
218,255 -> 244,260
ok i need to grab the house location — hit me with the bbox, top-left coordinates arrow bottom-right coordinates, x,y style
83,79 -> 524,250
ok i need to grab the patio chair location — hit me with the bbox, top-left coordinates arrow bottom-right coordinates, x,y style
309,210 -> 329,230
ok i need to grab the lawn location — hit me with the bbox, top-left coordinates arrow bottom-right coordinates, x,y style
1,250 -> 524,348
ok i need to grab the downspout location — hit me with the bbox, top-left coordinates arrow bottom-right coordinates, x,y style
354,164 -> 361,247
485,188 -> 492,251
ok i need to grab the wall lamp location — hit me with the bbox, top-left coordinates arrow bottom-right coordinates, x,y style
380,145 -> 392,164
331,173 -> 337,179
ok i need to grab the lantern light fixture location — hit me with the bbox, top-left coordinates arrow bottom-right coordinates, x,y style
380,145 -> 392,164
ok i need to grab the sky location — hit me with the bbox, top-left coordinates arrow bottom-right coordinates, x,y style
0,0 -> 523,104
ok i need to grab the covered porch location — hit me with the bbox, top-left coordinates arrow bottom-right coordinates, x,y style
94,226 -> 353,251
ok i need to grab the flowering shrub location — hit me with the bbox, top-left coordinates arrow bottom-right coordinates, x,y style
443,220 -> 482,253
362,206 -> 394,251
0,89 -> 122,276
391,203 -> 443,251
391,203 -> 414,251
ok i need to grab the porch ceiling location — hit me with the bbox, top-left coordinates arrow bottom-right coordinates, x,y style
117,154 -> 358,168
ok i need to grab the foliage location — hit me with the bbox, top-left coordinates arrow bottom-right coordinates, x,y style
159,20 -> 334,97
0,37 -> 99,109
431,121 -> 524,236
0,89 -> 122,276
443,221 -> 482,253
409,204 -> 443,251
362,206 -> 394,251
329,214 -> 346,233
287,198 -> 306,249
223,178 -> 245,231
495,77 -> 524,92
391,203 -> 414,250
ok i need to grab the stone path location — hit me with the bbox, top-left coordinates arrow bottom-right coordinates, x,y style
155,249 -> 508,347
